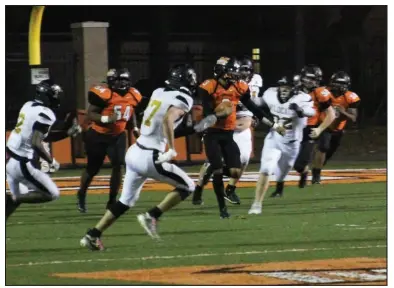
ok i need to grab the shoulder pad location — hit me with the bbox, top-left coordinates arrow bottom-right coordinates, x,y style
90,85 -> 112,100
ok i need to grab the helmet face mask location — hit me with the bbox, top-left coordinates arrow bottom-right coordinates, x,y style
166,64 -> 198,93
329,71 -> 351,96
278,85 -> 292,102
118,69 -> 131,91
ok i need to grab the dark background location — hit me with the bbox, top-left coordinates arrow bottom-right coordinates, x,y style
6,5 -> 387,130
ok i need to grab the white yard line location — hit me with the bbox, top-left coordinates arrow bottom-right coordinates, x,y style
6,244 -> 386,268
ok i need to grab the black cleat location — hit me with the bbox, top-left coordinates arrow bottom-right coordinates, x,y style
224,185 -> 241,205
192,186 -> 204,205
77,191 -> 87,213
270,182 -> 284,197
220,207 -> 230,219
299,171 -> 308,188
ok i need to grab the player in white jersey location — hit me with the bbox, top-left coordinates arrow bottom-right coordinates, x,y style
248,74 -> 315,215
80,65 -> 207,250
192,57 -> 264,205
6,79 -> 81,220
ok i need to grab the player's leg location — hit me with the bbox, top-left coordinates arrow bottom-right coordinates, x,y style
203,131 -> 228,217
294,126 -> 315,188
324,130 -> 343,165
249,136 -> 281,214
271,143 -> 300,197
77,129 -> 107,213
106,132 -> 126,209
222,135 -> 242,205
138,151 -> 196,238
11,161 -> 60,205
312,130 -> 332,184
192,161 -> 213,205
81,145 -> 147,250
224,129 -> 252,204
6,162 -> 22,221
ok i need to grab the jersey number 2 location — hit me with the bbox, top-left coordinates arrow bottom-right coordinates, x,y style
114,105 -> 131,121
14,113 -> 25,134
143,99 -> 162,127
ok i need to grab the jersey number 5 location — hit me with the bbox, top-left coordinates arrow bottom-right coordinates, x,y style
114,105 -> 131,121
143,99 -> 162,127
14,113 -> 25,134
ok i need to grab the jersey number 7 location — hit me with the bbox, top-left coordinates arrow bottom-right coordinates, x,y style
143,100 -> 162,127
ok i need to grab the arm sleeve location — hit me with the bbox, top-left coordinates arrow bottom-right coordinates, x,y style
240,91 -> 273,121
300,101 -> 316,117
198,87 -> 215,116
88,91 -> 107,108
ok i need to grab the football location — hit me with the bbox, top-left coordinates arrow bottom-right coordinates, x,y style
215,100 -> 233,117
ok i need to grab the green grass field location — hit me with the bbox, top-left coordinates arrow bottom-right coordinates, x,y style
5,162 -> 387,285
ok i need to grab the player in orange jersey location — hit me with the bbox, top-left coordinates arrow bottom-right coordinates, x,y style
311,71 -> 360,183
197,57 -> 282,217
286,65 -> 336,194
77,68 -> 143,212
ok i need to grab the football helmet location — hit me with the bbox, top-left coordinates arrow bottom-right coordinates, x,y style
300,64 -> 323,92
239,56 -> 254,82
329,71 -> 351,97
35,79 -> 63,109
277,73 -> 299,103
166,64 -> 198,92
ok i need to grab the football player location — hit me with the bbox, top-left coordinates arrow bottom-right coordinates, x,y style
249,74 -> 315,214
288,65 -> 336,194
6,79 -> 81,220
80,64 -> 206,249
311,71 -> 360,183
195,57 -> 282,218
192,56 -> 264,205
77,68 -> 143,213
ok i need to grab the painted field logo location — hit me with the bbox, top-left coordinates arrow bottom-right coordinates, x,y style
53,257 -> 386,285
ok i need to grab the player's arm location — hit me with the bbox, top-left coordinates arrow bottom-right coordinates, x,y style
339,107 -> 358,122
155,106 -> 186,164
31,119 -> 54,164
87,90 -> 117,124
240,90 -> 274,127
289,97 -> 316,118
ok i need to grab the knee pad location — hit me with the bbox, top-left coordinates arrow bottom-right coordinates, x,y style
109,201 -> 130,218
176,187 -> 193,201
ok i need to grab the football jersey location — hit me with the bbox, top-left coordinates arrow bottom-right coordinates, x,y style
7,101 -> 56,159
200,79 -> 249,130
138,87 -> 193,152
88,85 -> 143,135
308,87 -> 332,126
236,73 -> 263,119
320,90 -> 360,131
262,88 -> 314,143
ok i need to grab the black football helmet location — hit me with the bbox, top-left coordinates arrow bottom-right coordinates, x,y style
117,68 -> 132,92
329,71 -> 351,97
216,57 -> 241,85
300,64 -> 323,92
35,79 -> 63,109
166,64 -> 198,93
239,56 -> 254,82
277,73 -> 299,103
213,56 -> 230,78
106,68 -> 119,89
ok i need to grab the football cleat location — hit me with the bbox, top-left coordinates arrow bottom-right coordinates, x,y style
137,213 -> 160,240
248,203 -> 262,215
220,207 -> 230,219
80,233 -> 104,251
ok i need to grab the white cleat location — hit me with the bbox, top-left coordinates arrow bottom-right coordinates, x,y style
137,213 -> 160,240
248,203 -> 262,215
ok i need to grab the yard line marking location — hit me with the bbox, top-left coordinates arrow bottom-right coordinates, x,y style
6,244 -> 386,268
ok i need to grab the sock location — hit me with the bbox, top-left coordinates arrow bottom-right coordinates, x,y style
193,185 -> 203,200
312,168 -> 321,178
202,165 -> 213,186
148,206 -> 163,220
276,181 -> 284,192
88,228 -> 102,238
225,184 -> 236,195
109,167 -> 121,204
212,173 -> 226,210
